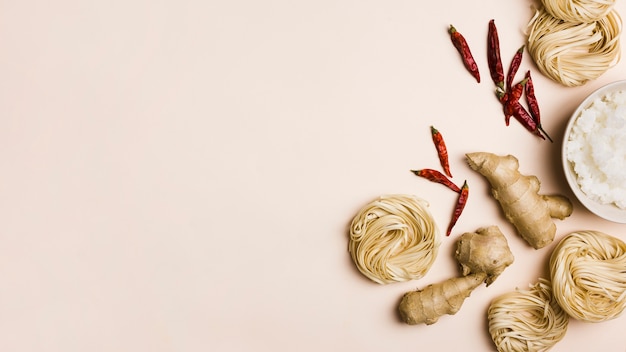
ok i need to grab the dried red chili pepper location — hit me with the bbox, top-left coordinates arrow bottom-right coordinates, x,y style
524,71 -> 540,121
524,70 -> 553,142
411,169 -> 461,193
509,78 -> 527,101
506,45 -> 525,92
487,19 -> 504,91
505,78 -> 527,125
510,101 -> 545,140
497,91 -> 513,124
430,126 -> 453,177
446,180 -> 469,236
449,25 -> 480,83
497,77 -> 527,126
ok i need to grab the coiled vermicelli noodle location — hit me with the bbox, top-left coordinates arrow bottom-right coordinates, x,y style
527,8 -> 621,87
550,230 -> 626,322
488,279 -> 569,352
349,194 -> 440,284
542,0 -> 617,23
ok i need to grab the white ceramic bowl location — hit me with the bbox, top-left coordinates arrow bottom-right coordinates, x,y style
562,80 -> 626,223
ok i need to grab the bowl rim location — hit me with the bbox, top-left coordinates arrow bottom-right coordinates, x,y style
561,79 -> 626,223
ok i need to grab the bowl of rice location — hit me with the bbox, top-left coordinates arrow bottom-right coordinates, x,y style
563,80 -> 626,223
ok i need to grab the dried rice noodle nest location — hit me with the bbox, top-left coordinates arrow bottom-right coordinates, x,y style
550,230 -> 626,322
488,278 -> 569,352
542,0 -> 617,23
348,194 -> 440,284
526,7 -> 621,87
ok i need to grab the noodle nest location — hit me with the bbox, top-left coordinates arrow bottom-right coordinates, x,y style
542,0 -> 617,23
348,194 -> 440,284
550,230 -> 626,322
488,279 -> 569,352
526,7 -> 621,87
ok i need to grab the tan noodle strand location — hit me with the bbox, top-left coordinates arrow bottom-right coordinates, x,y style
526,7 -> 621,87
488,278 -> 569,352
542,0 -> 617,23
348,194 -> 440,284
550,230 -> 626,322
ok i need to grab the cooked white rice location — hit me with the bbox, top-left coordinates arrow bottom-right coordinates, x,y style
566,90 -> 626,209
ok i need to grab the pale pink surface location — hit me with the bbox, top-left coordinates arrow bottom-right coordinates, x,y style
1,1 -> 626,351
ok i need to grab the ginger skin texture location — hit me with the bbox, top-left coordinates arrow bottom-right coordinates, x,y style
466,152 -> 573,249
455,226 -> 514,286
398,273 -> 487,325
398,226 -> 514,325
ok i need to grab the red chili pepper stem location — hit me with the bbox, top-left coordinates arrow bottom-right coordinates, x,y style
446,180 -> 469,236
538,125 -> 553,143
516,77 -> 529,88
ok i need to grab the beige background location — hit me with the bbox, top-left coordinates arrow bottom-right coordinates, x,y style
2,0 -> 626,351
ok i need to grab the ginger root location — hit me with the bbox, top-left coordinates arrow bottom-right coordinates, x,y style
455,226 -> 514,286
466,152 -> 573,249
398,273 -> 487,325
398,226 -> 514,325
